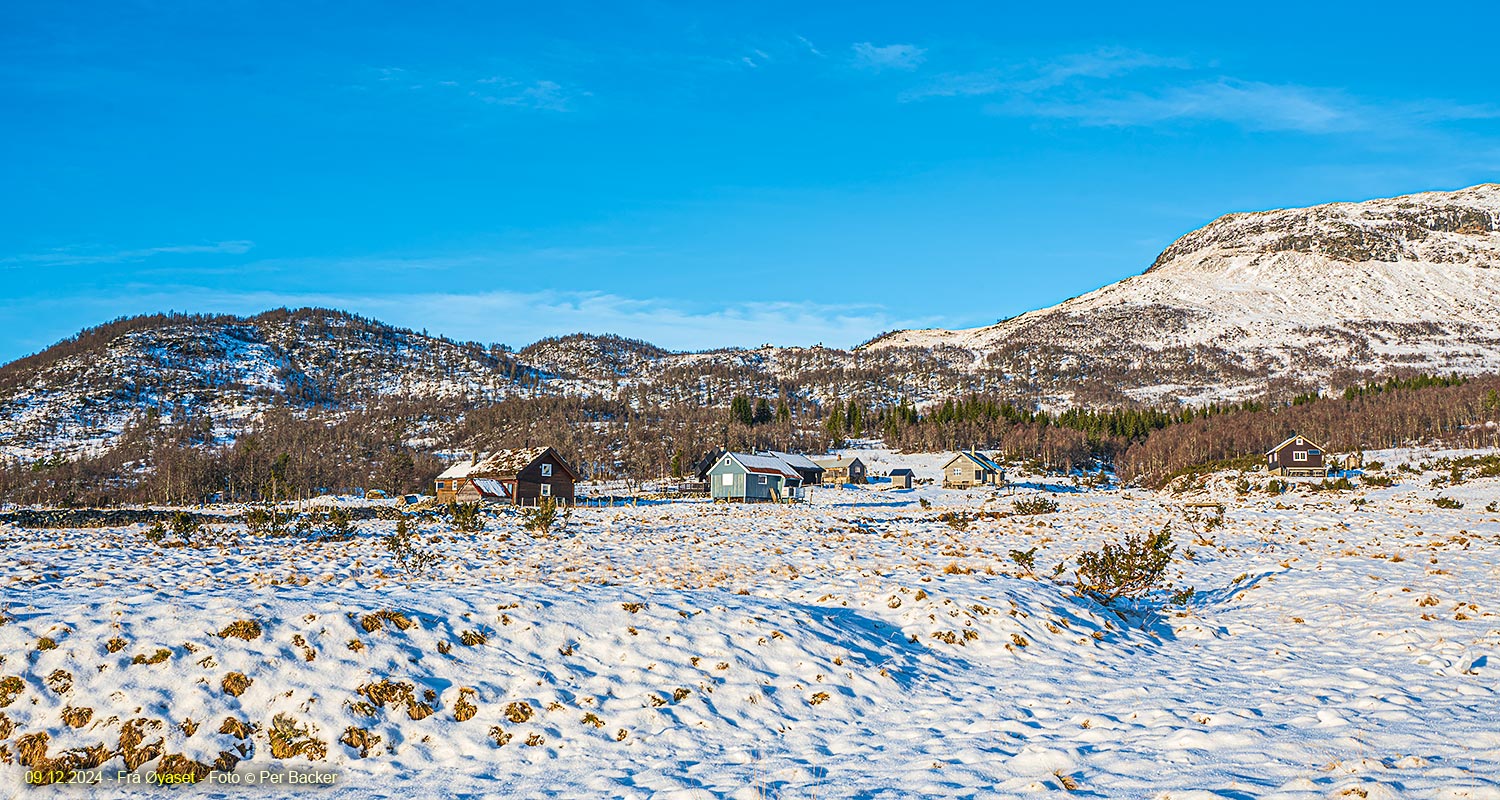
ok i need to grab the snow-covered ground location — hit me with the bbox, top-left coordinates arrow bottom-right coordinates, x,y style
2,452 -> 1498,799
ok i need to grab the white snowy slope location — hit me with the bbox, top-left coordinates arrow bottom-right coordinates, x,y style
868,184 -> 1500,402
1,455 -> 1497,798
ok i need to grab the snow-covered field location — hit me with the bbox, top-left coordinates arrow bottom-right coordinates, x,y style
2,451 -> 1499,799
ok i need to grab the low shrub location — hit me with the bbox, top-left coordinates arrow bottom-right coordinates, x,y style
1071,525 -> 1178,604
1012,496 -> 1059,516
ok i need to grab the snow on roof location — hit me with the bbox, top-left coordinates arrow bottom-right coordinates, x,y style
889,468 -> 915,476
764,451 -> 823,471
438,461 -> 477,479
724,452 -> 801,480
471,447 -> 570,478
812,456 -> 863,469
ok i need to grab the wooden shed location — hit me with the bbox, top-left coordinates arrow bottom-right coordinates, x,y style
889,468 -> 916,490
708,452 -> 804,502
812,456 -> 867,485
1265,435 -> 1329,478
941,451 -> 1005,488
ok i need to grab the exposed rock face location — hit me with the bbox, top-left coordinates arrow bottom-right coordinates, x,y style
867,184 -> 1500,404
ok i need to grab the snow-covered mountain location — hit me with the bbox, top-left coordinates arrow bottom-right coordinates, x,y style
866,184 -> 1500,404
0,309 -> 540,460
5,185 -> 1500,461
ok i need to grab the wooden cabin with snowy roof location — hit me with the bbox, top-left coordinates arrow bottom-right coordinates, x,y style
434,446 -> 578,505
1265,435 -> 1329,478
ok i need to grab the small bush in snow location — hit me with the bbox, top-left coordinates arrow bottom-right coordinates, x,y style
383,517 -> 441,575
1012,497 -> 1059,516
1071,525 -> 1177,604
449,502 -> 484,532
1008,546 -> 1038,576
1433,496 -> 1464,509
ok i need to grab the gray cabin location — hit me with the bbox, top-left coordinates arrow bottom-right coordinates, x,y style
889,468 -> 916,490
941,451 -> 1005,488
708,452 -> 804,502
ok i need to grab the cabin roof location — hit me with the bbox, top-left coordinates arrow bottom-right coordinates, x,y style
1265,434 -> 1325,456
812,456 -> 863,469
889,468 -> 915,476
437,461 -> 476,480
720,452 -> 802,480
942,451 -> 1002,471
470,478 -> 511,498
469,446 -> 578,480
763,451 -> 824,471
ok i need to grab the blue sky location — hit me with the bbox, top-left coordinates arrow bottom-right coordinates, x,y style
3,1 -> 1498,362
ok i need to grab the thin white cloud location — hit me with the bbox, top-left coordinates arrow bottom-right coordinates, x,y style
5,288 -> 938,353
902,47 -> 1188,101
902,47 -> 1498,136
475,79 -> 584,112
0,240 -> 254,268
372,67 -> 586,112
852,42 -> 926,71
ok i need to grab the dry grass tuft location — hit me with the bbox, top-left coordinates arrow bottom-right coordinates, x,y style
221,672 -> 252,697
0,676 -> 24,708
45,669 -> 73,695
357,679 -> 414,708
155,753 -> 211,783
1054,769 -> 1080,791
219,717 -> 253,739
268,714 -> 327,761
525,733 -> 545,747
119,718 -> 164,770
61,706 -> 93,728
453,688 -> 479,722
14,731 -> 110,781
132,648 -> 172,665
217,619 -> 263,640
503,701 -> 534,723
360,610 -> 415,633
340,726 -> 382,758
0,711 -> 12,741
459,629 -> 487,646
105,637 -> 127,654
488,726 -> 513,746
36,636 -> 58,652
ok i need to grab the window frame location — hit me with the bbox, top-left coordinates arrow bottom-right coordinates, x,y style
541,463 -> 553,477
540,483 -> 552,497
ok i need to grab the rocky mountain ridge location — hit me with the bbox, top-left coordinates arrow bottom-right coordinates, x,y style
4,184 -> 1500,461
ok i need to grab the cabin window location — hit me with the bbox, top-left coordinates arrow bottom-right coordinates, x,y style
436,481 -> 445,489
722,474 -> 734,486
1293,451 -> 1307,462
758,475 -> 768,485
541,463 -> 552,477
540,483 -> 552,497
975,470 -> 983,480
